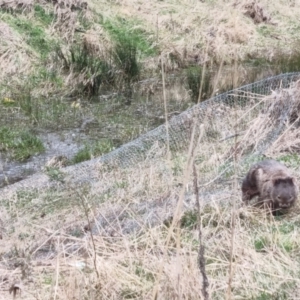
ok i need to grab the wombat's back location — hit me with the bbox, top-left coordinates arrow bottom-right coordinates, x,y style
254,159 -> 291,177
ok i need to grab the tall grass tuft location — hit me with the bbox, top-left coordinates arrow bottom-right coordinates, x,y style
275,50 -> 300,73
56,37 -> 140,98
114,36 -> 140,83
113,35 -> 140,104
186,66 -> 212,103
68,44 -> 115,96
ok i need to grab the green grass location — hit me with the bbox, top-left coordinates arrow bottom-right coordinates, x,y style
186,66 -> 212,102
72,139 -> 115,164
245,49 -> 300,74
114,35 -> 141,86
278,153 -> 300,168
1,84 -> 73,129
134,264 -> 155,282
8,187 -> 89,220
45,167 -> 65,183
252,291 -> 286,300
57,42 -> 115,96
3,13 -> 53,57
67,21 -> 142,95
254,236 -> 269,252
29,67 -> 63,88
257,25 -> 272,37
34,4 -> 56,26
102,17 -> 157,57
254,225 -> 297,254
3,190 -> 40,212
180,209 -> 198,229
0,126 -> 45,161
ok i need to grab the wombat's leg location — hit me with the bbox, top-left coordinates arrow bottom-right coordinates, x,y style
242,191 -> 252,205
241,167 -> 260,205
242,185 -> 260,205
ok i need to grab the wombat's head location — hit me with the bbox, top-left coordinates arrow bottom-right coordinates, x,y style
271,177 -> 298,209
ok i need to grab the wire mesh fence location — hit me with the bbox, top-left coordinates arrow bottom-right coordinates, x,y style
94,72 -> 300,177
1,72 -> 300,193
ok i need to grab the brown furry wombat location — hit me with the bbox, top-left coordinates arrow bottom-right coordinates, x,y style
242,160 -> 298,212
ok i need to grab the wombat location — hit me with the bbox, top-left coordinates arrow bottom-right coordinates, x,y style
242,159 -> 298,212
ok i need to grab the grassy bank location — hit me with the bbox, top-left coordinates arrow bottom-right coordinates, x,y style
1,73 -> 300,298
1,2 -> 300,298
0,0 -> 300,157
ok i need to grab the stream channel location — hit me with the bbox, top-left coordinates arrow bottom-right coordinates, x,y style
0,65 -> 280,188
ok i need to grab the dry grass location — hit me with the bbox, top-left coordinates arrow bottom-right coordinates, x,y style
2,1 -> 300,298
0,0 -> 299,100
1,159 -> 300,299
89,0 -> 300,69
2,81 -> 300,298
51,0 -> 88,41
0,21 -> 34,81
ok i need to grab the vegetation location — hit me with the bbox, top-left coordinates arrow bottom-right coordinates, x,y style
34,4 -> 56,26
0,126 -> 44,161
72,139 -> 115,164
2,13 -> 53,57
58,42 -> 115,96
102,18 -> 157,57
186,66 -> 212,102
45,167 -> 66,183
2,137 -> 300,298
1,1 -> 300,298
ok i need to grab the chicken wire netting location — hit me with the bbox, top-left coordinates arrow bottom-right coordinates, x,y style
2,72 -> 300,195
88,72 -> 300,180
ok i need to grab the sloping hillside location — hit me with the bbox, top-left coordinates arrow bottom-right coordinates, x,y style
1,1 -> 300,299
1,0 -> 300,97
1,72 -> 300,299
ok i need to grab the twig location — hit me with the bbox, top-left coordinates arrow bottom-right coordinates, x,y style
219,133 -> 242,142
193,164 -> 209,300
75,189 -> 100,281
226,48 -> 239,299
54,236 -> 60,300
197,43 -> 209,103
161,54 -> 170,160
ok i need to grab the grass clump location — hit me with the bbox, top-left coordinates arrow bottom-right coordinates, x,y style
72,139 -> 115,164
274,49 -> 300,73
57,43 -> 114,96
56,20 -> 143,98
254,236 -> 269,252
186,66 -> 212,102
246,49 -> 300,75
29,66 -> 63,88
34,4 -> 55,26
114,35 -> 140,84
180,209 -> 198,229
45,167 -> 65,183
103,18 -> 157,57
0,126 -> 44,161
